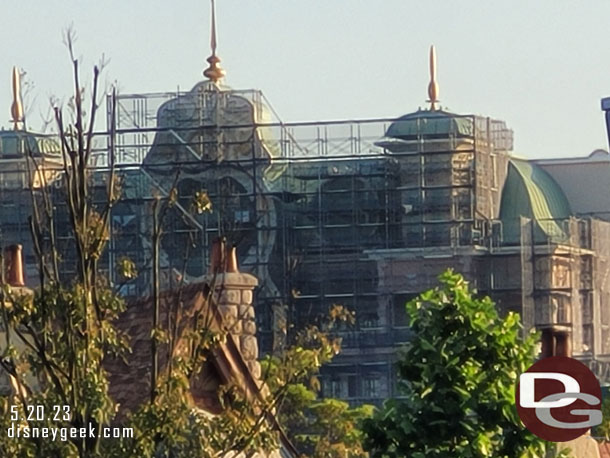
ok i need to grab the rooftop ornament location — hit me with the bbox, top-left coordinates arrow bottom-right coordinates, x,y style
427,45 -> 440,111
203,0 -> 226,84
10,67 -> 24,130
602,97 -> 610,149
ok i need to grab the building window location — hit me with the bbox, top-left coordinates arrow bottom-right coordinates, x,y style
582,325 -> 593,353
321,377 -> 344,398
234,210 -> 250,223
360,312 -> 379,329
393,294 -> 416,327
348,375 -> 358,398
363,376 -> 380,399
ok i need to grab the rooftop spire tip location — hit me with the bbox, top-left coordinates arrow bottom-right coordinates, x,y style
11,66 -> 24,130
203,0 -> 226,84
427,45 -> 440,111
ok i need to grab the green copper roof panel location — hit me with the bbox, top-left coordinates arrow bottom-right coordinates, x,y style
499,158 -> 572,244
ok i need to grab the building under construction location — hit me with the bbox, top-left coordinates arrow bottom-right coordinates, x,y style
2,38 -> 610,407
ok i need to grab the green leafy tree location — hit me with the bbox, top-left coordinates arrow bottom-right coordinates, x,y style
0,32 -> 123,457
266,305 -> 373,458
280,386 -> 373,458
362,270 -> 551,458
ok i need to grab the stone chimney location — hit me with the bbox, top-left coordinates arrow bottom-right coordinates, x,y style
208,238 -> 261,379
3,244 -> 25,287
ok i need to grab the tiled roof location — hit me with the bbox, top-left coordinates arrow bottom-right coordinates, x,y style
105,283 -> 213,417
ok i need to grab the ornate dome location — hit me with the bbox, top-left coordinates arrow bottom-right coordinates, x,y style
385,109 -> 474,139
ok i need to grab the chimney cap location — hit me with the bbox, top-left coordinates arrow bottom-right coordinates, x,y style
209,238 -> 240,274
3,244 -> 25,287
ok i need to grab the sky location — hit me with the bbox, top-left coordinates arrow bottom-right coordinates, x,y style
2,0 -> 610,158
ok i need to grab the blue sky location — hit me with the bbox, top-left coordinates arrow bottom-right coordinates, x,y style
2,0 -> 610,158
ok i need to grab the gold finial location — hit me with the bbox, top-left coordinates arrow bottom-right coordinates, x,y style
203,0 -> 226,83
11,67 -> 24,130
427,45 -> 440,111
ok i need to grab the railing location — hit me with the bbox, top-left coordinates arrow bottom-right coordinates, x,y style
340,328 -> 413,349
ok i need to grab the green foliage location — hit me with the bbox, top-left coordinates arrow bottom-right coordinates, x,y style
191,190 -> 213,215
267,305 -> 373,458
362,270 -> 549,458
116,257 -> 138,281
594,396 -> 610,441
280,384 -> 373,458
0,283 -> 128,457
101,370 -> 276,457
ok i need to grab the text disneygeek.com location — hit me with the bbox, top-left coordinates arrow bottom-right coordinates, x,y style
7,424 -> 134,441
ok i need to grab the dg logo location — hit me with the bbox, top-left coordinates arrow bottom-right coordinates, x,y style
516,356 -> 602,442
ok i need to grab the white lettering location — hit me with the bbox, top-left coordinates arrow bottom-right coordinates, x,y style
520,372 -> 580,408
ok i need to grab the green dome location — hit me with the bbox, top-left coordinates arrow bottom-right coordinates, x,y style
0,130 -> 61,158
499,158 -> 572,244
385,109 -> 474,138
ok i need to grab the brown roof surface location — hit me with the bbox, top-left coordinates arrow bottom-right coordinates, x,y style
105,283 -> 224,416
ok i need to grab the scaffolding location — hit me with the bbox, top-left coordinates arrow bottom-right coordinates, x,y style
92,85 -> 520,404
3,83 -> 610,404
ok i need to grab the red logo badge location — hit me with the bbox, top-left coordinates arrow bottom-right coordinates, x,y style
516,356 -> 602,442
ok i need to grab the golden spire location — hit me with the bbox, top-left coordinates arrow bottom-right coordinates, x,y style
11,66 -> 24,130
427,45 -> 440,111
203,0 -> 226,83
